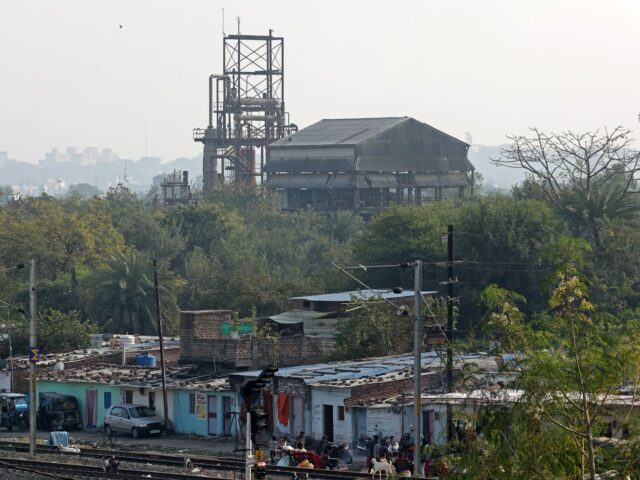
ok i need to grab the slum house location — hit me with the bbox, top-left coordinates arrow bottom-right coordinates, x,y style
264,117 -> 475,216
180,310 -> 334,370
229,352 -> 456,445
180,290 -> 435,371
268,289 -> 436,341
383,388 -> 640,446
36,362 -> 237,436
359,354 -> 509,446
9,337 -> 181,395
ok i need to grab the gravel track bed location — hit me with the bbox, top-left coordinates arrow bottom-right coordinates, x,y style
0,448 -> 241,478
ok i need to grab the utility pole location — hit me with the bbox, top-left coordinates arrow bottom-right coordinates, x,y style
246,410 -> 253,480
152,259 -> 170,433
29,259 -> 36,457
413,259 -> 423,475
446,225 -> 454,441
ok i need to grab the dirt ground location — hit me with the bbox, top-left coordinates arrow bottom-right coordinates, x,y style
0,429 -> 243,456
0,429 -> 368,463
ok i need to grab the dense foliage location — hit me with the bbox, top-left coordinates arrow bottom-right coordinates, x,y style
0,187 -> 356,352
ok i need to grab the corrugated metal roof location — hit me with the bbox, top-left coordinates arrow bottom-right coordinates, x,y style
303,317 -> 341,338
232,352 -> 442,385
269,310 -> 334,325
290,289 -> 437,303
266,117 -> 473,175
271,118 -> 409,147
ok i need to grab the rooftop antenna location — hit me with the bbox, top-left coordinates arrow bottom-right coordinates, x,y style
222,8 -> 225,36
236,16 -> 240,35
124,160 -> 128,184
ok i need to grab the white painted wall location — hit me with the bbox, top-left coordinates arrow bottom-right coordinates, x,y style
367,404 -> 449,446
120,387 -> 175,426
310,387 -> 352,443
0,371 -> 11,392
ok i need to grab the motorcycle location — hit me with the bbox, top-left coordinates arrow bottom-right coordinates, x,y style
356,434 -> 370,455
322,441 -> 352,469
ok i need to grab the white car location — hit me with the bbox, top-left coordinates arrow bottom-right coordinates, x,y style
104,404 -> 166,438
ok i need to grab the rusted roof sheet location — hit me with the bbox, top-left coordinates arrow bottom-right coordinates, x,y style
266,117 -> 474,174
271,118 -> 409,147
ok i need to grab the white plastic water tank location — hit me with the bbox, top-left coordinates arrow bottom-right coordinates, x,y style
116,335 -> 136,348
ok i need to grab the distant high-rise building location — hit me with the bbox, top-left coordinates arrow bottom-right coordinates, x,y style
42,147 -> 119,166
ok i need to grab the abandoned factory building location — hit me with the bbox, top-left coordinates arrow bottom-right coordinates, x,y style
264,117 -> 475,214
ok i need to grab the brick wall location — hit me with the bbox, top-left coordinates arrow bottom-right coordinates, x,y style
180,310 -> 233,364
180,308 -> 335,369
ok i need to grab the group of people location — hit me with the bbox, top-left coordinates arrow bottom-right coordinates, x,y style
365,427 -> 435,478
267,431 -> 307,464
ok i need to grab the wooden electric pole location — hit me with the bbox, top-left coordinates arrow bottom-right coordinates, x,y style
152,259 -> 170,433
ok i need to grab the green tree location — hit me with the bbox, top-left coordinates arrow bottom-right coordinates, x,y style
7,309 -> 97,355
332,302 -> 413,360
353,197 -> 560,334
0,196 -> 125,291
66,183 -> 102,198
87,250 -> 183,335
320,210 -> 364,244
495,127 -> 640,244
481,265 -> 640,479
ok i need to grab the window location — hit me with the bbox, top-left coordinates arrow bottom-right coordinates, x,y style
189,393 -> 196,414
104,392 -> 112,410
337,406 -> 345,421
149,391 -> 155,411
129,406 -> 156,418
124,390 -> 133,403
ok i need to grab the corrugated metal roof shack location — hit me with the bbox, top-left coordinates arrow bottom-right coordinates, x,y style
229,353 -> 446,444
265,117 -> 475,215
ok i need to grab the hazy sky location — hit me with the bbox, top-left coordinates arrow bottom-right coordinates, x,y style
1,0 -> 639,164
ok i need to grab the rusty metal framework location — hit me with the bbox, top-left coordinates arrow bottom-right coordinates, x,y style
160,170 -> 192,206
194,30 -> 296,196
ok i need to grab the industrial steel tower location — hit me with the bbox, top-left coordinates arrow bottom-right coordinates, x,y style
194,30 -> 296,197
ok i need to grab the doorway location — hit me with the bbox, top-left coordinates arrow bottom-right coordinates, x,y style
422,410 -> 431,445
85,390 -> 97,428
222,396 -> 232,436
323,405 -> 334,441
292,396 -> 303,438
207,395 -> 218,435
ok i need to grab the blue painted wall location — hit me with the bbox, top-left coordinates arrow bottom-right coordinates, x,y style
37,380 -> 121,429
172,389 -> 238,436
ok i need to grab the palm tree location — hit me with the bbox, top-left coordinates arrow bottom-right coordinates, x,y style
88,250 -> 181,335
320,210 -> 364,243
557,173 -> 639,245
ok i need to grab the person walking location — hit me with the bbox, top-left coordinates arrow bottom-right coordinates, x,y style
268,436 -> 279,464
421,440 -> 432,478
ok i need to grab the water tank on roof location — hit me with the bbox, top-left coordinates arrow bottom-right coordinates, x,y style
117,335 -> 136,347
136,353 -> 157,368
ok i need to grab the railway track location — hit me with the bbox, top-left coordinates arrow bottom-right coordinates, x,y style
0,440 -> 372,480
0,455 -> 216,479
